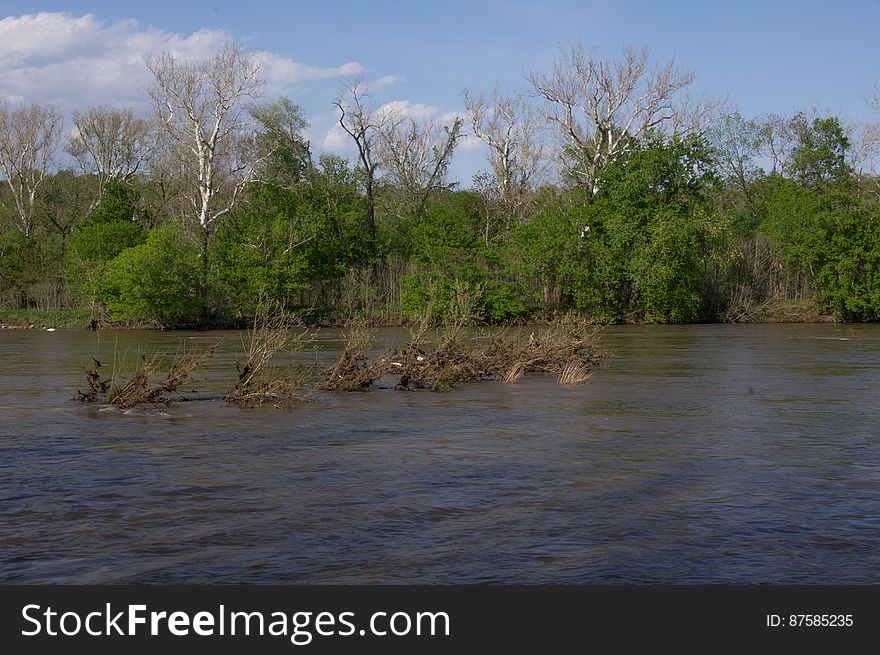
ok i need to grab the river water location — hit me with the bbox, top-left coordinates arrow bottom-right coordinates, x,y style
1,324 -> 878,583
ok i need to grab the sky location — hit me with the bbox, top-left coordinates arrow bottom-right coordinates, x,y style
1,0 -> 879,183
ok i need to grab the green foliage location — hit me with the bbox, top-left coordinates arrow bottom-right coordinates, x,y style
250,97 -> 312,185
483,281 -> 528,321
213,157 -> 370,316
401,191 -> 525,320
0,307 -> 91,328
213,183 -> 311,314
0,228 -> 48,306
401,275 -> 483,321
815,207 -> 880,320
65,181 -> 148,303
513,136 -> 728,322
1,99 -> 877,326
788,114 -> 853,187
759,176 -> 880,319
38,170 -> 94,237
631,207 -> 730,322
99,225 -> 204,327
90,179 -> 151,225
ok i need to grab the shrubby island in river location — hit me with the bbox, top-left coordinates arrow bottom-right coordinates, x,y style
1,43 -> 879,330
75,306 -> 607,408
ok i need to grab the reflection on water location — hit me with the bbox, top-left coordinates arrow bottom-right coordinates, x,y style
1,324 -> 879,583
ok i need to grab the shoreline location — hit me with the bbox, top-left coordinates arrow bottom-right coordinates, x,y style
0,309 -> 845,331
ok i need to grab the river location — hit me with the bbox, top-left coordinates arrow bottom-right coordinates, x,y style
1,324 -> 878,583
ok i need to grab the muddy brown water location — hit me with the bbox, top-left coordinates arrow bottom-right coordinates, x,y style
1,324 -> 878,583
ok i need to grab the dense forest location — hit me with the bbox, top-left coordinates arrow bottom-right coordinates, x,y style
1,42 -> 879,329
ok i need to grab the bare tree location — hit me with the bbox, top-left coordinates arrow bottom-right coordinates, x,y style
67,106 -> 153,203
527,43 -> 697,192
707,111 -> 763,207
463,85 -> 544,214
0,101 -> 63,236
374,105 -> 463,214
756,113 -> 794,176
146,42 -> 265,236
853,86 -> 880,192
334,79 -> 383,247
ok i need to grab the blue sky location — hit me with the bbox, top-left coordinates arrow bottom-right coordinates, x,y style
2,0 -> 879,182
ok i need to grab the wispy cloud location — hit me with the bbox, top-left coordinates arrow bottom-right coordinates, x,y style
371,74 -> 403,89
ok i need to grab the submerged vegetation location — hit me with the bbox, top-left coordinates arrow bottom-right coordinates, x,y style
4,44 -> 880,329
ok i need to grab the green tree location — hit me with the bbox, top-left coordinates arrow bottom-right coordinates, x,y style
592,135 -> 727,321
213,155 -> 370,316
759,176 -> 880,319
788,114 -> 853,187
401,191 -> 523,320
212,183 -> 312,315
250,96 -> 312,186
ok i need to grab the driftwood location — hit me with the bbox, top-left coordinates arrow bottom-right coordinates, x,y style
389,334 -> 486,391
352,313 -> 606,391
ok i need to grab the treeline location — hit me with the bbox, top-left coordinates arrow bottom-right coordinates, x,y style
1,42 -> 879,328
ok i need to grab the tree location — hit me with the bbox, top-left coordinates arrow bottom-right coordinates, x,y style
66,181 -> 147,306
334,79 -> 384,250
38,170 -> 94,268
250,96 -> 312,186
593,136 -> 726,321
0,101 -> 63,236
706,111 -> 763,207
67,106 -> 153,204
212,183 -> 311,314
146,42 -> 265,237
100,224 -> 203,327
463,85 -> 545,215
527,43 -> 697,192
374,105 -> 463,215
754,113 -> 793,176
787,113 -> 853,187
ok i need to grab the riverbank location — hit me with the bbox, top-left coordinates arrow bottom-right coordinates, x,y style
0,308 -> 92,330
0,299 -> 843,331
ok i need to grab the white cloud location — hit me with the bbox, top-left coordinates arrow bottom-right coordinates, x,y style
259,52 -> 363,96
321,124 -> 352,153
459,133 -> 486,154
0,12 -> 362,109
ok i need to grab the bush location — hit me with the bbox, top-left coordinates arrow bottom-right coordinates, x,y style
66,220 -> 146,301
99,225 -> 204,327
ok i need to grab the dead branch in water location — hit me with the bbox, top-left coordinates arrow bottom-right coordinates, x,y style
76,341 -> 218,409
75,357 -> 111,402
389,311 -> 487,392
317,322 -> 384,391
225,301 -> 312,407
483,313 -> 606,383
